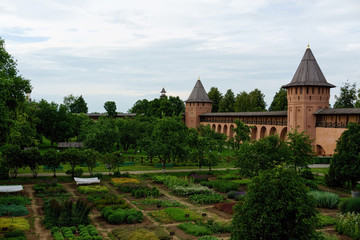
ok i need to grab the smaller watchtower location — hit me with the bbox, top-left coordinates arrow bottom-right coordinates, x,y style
160,87 -> 167,98
185,77 -> 212,129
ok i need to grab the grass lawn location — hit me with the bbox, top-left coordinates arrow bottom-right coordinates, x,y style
311,168 -> 329,175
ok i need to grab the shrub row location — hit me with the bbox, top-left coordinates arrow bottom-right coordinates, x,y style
0,195 -> 31,205
2,230 -> 26,240
149,207 -> 201,223
132,187 -> 160,199
200,180 -> 239,193
178,220 -> 231,236
93,193 -> 129,211
227,191 -> 246,201
51,225 -> 102,240
339,198 -> 360,214
136,197 -> 182,208
78,185 -> 108,194
101,207 -> 143,224
217,173 -> 241,180
189,193 -> 224,204
0,205 -> 29,216
308,191 -> 339,209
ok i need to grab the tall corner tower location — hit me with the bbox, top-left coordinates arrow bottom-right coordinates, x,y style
185,78 -> 213,129
282,46 -> 335,140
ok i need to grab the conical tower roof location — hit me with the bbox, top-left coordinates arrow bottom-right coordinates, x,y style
185,79 -> 212,103
282,47 -> 335,88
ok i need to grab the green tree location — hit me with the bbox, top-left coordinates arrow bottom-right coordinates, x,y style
116,118 -> 141,152
0,144 -> 23,178
232,119 -> 252,151
22,148 -> 42,177
70,95 -> 88,113
286,128 -> 314,173
82,149 -> 100,175
219,89 -> 235,112
334,81 -> 357,108
81,117 -> 119,153
269,88 -> 287,111
326,123 -> 360,190
0,101 -> 11,144
151,116 -> 188,172
248,88 -> 266,111
8,113 -> 38,148
236,135 -> 291,177
208,87 -> 223,112
234,91 -> 249,112
103,151 -> 123,175
42,149 -> 61,177
60,148 -> 84,177
104,101 -> 117,118
231,167 -> 318,240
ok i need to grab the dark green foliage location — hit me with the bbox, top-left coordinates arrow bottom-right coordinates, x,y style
189,193 -> 224,204
0,195 -> 31,205
269,88 -> 287,111
93,193 -> 129,211
219,89 -> 235,112
131,187 -> 160,199
205,220 -> 231,234
104,101 -> 117,118
339,198 -> 360,214
197,236 -> 219,240
326,123 -> 360,190
102,207 -> 143,224
43,199 -> 92,228
208,87 -> 223,112
334,81 -> 357,108
200,180 -> 239,193
0,205 -> 28,216
227,191 -> 246,201
236,135 -> 291,177
234,89 -> 266,112
178,222 -> 212,236
33,179 -> 68,198
3,230 -> 25,239
231,168 -> 318,240
232,119 -> 251,151
129,96 -> 185,118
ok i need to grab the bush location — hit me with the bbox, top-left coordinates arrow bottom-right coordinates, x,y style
78,185 -> 108,194
227,191 -> 246,201
231,168 -> 318,240
171,185 -> 212,196
93,193 -> 129,211
336,212 -> 360,239
102,208 -> 143,224
317,214 -> 336,227
132,187 -> 160,198
178,222 -> 212,236
308,191 -> 340,209
230,179 -> 252,186
339,198 -> 360,214
0,217 -> 30,232
0,205 -> 29,216
3,230 -> 25,238
164,208 -> 200,222
205,220 -> 231,233
189,193 -> 224,204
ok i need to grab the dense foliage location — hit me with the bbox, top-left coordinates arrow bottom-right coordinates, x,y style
231,167 -> 318,240
308,191 -> 339,209
336,212 -> 360,239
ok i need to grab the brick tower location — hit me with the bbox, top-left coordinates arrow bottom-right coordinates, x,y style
282,46 -> 335,140
185,78 -> 212,129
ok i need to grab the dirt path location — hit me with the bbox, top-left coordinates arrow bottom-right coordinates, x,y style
23,184 -> 52,240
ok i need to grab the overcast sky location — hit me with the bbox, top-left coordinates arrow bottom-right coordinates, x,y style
1,0 -> 359,113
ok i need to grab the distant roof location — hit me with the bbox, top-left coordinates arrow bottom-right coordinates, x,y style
314,108 -> 360,115
185,79 -> 213,103
87,113 -> 137,117
58,142 -> 84,148
282,47 -> 335,89
200,111 -> 287,117
161,87 -> 166,94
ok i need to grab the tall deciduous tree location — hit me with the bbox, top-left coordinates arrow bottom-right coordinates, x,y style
43,149 -> 61,177
104,101 -> 117,118
234,91 -> 249,112
232,119 -> 252,151
219,89 -> 235,112
269,88 -> 287,111
249,88 -> 266,111
208,87 -> 223,112
231,167 -> 318,240
334,81 -> 357,108
70,95 -> 88,113
236,135 -> 291,177
326,123 -> 360,190
22,148 -> 42,178
286,128 -> 314,173
0,144 -> 23,178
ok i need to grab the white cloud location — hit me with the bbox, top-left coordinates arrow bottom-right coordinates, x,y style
0,0 -> 359,112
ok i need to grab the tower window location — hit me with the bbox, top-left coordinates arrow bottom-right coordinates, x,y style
307,87 -> 309,94
300,87 -> 303,94
295,88 -> 298,94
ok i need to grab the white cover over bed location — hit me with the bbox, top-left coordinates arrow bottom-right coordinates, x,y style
0,185 -> 23,192
74,177 -> 100,185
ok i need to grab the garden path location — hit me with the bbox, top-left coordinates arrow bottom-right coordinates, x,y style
23,184 -> 52,240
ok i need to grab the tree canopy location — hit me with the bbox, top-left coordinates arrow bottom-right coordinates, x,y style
219,89 -> 235,112
234,89 -> 266,112
207,87 -> 223,112
269,88 -> 287,111
104,101 -> 117,118
334,81 -> 358,108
